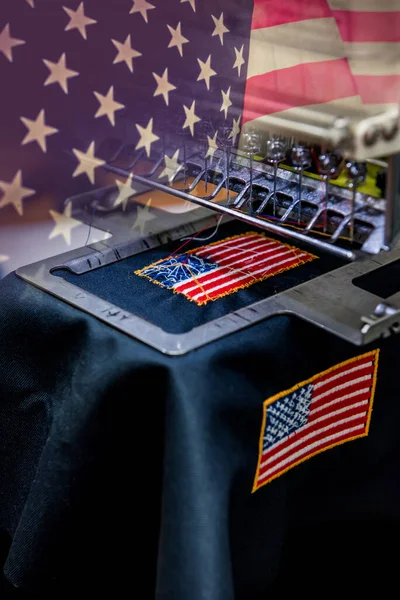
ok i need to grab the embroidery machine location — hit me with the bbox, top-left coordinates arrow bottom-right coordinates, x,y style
16,99 -> 400,354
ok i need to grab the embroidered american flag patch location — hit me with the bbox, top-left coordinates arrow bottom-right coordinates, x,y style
253,349 -> 380,492
135,232 -> 317,306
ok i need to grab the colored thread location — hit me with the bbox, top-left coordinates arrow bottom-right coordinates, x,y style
180,215 -> 224,242
85,200 -> 99,246
164,214 -> 221,261
183,263 -> 212,303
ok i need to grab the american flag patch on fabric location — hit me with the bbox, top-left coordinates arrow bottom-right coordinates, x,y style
253,349 -> 380,492
135,232 -> 317,306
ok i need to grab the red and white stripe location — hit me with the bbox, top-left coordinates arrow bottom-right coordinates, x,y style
255,352 -> 378,488
329,0 -> 400,104
175,233 -> 315,305
242,0 -> 399,129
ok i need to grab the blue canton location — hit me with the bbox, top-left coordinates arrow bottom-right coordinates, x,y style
263,384 -> 313,451
0,0 -> 253,279
141,253 -> 218,289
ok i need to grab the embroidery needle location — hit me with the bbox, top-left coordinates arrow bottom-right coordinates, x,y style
291,144 -> 311,225
242,128 -> 261,213
345,161 -> 367,244
200,121 -> 213,196
204,141 -> 208,194
175,115 -> 187,188
219,125 -> 234,205
265,136 -> 286,217
318,152 -> 340,233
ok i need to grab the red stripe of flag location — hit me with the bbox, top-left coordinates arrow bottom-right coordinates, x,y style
354,74 -> 400,104
252,0 -> 332,30
333,10 -> 400,42
242,59 -> 358,124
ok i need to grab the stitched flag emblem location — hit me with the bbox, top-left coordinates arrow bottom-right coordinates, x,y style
135,232 -> 317,306
253,350 -> 380,492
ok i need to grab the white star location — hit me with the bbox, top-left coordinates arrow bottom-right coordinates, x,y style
94,86 -> 125,126
233,44 -> 245,77
167,22 -> 189,57
206,131 -> 218,159
20,109 -> 58,153
43,53 -> 79,94
158,150 -> 183,183
63,2 -> 97,40
211,13 -> 229,45
197,55 -> 217,90
0,171 -> 35,216
72,141 -> 106,184
0,24 -> 25,62
228,116 -> 241,145
49,202 -> 83,246
114,177 -> 137,211
220,87 -> 232,119
153,68 -> 176,106
183,101 -> 201,136
181,0 -> 195,12
0,255 -> 9,264
130,0 -> 155,23
132,198 -> 156,235
135,118 -> 159,157
112,35 -> 141,73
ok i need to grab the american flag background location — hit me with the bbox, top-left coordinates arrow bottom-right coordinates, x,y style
0,0 -> 399,279
253,349 -> 380,491
244,0 -> 400,125
136,231 -> 316,305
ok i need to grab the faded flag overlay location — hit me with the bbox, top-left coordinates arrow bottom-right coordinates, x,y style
0,0 -> 399,278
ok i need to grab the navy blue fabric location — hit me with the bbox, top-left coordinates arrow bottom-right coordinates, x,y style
54,221 -> 345,333
0,270 -> 400,598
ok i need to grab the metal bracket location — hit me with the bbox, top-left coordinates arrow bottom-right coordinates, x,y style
361,302 -> 400,341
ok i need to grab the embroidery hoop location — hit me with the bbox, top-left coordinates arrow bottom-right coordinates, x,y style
16,194 -> 400,355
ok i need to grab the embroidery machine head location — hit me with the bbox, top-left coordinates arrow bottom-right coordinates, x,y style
101,103 -> 400,262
